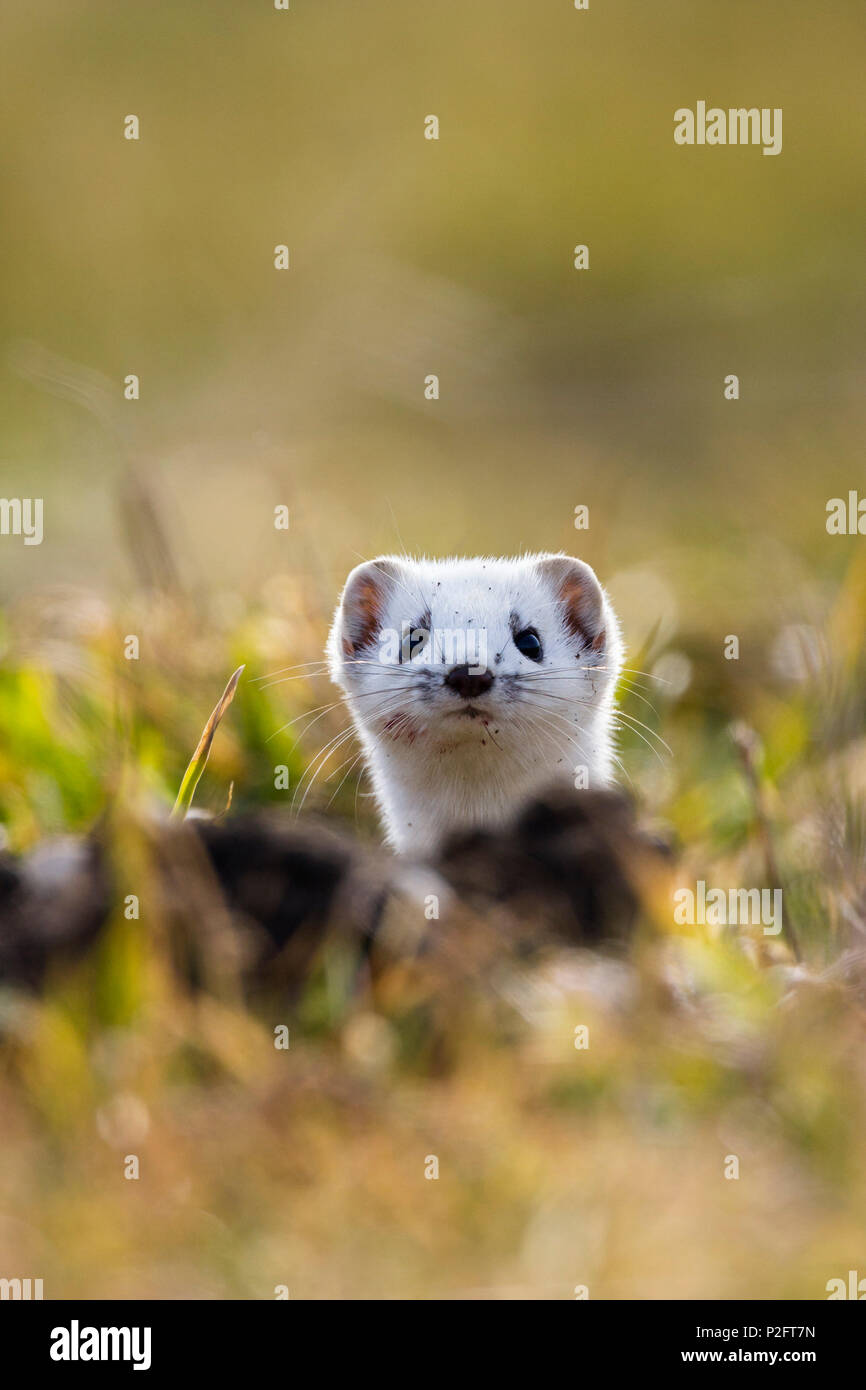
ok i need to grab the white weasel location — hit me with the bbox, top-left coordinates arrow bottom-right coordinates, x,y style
327,553 -> 623,856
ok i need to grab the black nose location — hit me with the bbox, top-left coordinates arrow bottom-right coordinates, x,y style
444,664 -> 494,700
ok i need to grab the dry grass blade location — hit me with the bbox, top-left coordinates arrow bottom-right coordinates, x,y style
171,666 -> 245,820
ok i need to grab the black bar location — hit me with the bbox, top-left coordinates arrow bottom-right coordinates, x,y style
1,1299 -> 860,1374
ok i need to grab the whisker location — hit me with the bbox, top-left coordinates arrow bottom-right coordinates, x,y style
590,664 -> 671,685
292,691 -> 411,814
616,684 -> 664,720
256,656 -> 404,691
252,660 -> 331,684
330,749 -> 370,810
267,698 -> 346,746
293,726 -> 360,816
611,710 -> 672,762
267,680 -> 418,744
508,693 -> 594,765
325,746 -> 369,809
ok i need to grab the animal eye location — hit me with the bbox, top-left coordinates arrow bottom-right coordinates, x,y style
400,625 -> 429,663
514,628 -> 543,661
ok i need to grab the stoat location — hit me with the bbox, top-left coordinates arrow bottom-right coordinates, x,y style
327,553 -> 623,856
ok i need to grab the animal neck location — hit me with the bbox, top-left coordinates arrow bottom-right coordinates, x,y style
364,717 -> 613,855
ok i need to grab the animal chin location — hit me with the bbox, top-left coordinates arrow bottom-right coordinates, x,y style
452,705 -> 484,719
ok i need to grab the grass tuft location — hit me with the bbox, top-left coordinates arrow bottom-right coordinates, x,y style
170,666 -> 245,821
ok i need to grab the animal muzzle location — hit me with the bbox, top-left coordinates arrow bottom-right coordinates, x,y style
444,664 -> 494,700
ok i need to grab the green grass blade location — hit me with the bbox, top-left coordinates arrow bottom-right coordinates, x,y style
170,666 -> 245,820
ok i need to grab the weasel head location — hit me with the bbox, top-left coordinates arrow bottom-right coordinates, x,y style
326,553 -> 623,850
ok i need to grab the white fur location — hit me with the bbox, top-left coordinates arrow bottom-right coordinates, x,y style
327,553 -> 623,856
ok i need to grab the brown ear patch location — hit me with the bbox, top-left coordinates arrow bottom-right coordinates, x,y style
559,571 -> 605,651
537,556 -> 606,654
341,563 -> 394,658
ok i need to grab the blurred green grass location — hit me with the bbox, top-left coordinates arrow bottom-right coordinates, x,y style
0,547 -> 865,1297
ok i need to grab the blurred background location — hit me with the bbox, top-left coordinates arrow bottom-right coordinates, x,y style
1,0 -> 866,1300
3,1 -> 864,606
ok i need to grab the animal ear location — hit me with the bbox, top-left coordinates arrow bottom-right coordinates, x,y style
535,554 -> 607,652
337,558 -> 402,658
